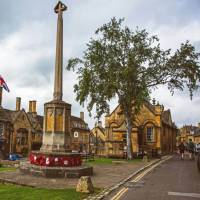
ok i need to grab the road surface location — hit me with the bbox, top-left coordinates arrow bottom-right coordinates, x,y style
107,153 -> 200,200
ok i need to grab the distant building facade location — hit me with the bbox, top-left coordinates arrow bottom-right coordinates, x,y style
0,94 -> 43,158
179,124 -> 200,144
70,112 -> 90,153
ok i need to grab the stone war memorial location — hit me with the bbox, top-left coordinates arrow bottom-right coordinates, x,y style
20,1 -> 93,178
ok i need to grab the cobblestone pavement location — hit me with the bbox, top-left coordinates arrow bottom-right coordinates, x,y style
0,160 -> 152,189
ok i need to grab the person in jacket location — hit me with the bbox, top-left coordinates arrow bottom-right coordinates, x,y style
178,142 -> 185,160
188,139 -> 195,160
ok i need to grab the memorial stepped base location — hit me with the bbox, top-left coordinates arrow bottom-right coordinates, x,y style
20,161 -> 93,178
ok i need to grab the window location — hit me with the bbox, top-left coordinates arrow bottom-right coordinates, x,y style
74,131 -> 79,138
146,127 -> 154,142
16,131 -> 28,146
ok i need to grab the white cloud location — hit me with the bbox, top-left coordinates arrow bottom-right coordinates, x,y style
0,20 -> 54,112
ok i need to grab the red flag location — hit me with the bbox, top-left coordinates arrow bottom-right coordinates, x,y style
0,75 -> 10,92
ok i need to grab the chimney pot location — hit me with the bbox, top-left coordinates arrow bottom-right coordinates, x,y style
16,97 -> 21,111
32,100 -> 37,113
80,112 -> 84,121
29,101 -> 33,112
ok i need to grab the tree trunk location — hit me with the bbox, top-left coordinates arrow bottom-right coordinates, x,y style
126,116 -> 133,160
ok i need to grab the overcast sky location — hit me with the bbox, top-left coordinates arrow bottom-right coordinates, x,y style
0,0 -> 200,128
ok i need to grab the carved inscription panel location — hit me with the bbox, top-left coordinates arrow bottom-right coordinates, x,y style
55,108 -> 64,132
46,108 -> 54,132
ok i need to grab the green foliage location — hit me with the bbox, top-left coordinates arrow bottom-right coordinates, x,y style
67,17 -> 200,159
67,17 -> 200,120
0,184 -> 87,200
85,157 -> 142,165
0,167 -> 17,172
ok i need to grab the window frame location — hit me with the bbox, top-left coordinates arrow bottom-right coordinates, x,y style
146,126 -> 155,143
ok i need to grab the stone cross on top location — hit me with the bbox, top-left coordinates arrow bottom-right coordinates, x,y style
54,1 -> 67,14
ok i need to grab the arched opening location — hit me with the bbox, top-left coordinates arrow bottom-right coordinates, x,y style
16,128 -> 28,155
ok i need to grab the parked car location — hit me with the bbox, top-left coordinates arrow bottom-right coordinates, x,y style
9,154 -> 22,161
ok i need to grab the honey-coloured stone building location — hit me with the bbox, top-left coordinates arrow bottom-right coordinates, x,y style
92,100 -> 178,158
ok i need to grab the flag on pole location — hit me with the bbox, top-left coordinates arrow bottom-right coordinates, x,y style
0,75 -> 10,92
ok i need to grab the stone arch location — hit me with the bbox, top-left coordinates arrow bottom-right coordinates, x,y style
16,128 -> 29,154
142,119 -> 159,127
142,120 -> 158,145
110,121 -> 119,128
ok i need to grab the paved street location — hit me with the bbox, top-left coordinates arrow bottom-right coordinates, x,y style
108,154 -> 200,200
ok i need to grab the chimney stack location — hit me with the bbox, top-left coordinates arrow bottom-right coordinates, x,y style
80,112 -> 84,121
29,101 -> 33,112
32,100 -> 37,113
16,97 -> 21,111
0,87 -> 2,107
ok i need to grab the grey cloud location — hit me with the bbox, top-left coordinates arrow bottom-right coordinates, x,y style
1,0 -> 200,129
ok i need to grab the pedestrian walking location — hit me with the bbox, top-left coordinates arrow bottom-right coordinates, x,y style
188,139 -> 195,160
178,142 -> 185,160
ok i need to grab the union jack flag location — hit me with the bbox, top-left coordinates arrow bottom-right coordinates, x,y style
0,75 -> 10,92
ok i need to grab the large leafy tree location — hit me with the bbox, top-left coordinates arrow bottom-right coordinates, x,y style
67,18 -> 200,159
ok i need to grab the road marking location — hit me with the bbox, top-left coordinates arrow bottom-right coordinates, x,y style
132,165 -> 156,182
168,192 -> 200,198
111,156 -> 172,200
131,156 -> 172,182
110,188 -> 129,200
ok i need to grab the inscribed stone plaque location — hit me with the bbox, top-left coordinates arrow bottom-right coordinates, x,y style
55,108 -> 64,132
46,108 -> 54,131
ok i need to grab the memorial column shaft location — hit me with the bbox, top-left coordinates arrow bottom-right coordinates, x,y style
53,12 -> 63,101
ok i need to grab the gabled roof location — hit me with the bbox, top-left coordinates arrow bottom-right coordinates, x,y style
71,115 -> 84,123
144,101 -> 156,114
71,115 -> 89,131
91,126 -> 105,135
91,126 -> 106,141
27,112 -> 43,130
161,109 -> 172,125
98,126 -> 105,133
0,107 -> 11,122
107,100 -> 156,118
0,107 -> 43,131
11,109 -> 33,128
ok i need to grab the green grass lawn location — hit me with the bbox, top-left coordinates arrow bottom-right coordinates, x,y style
0,167 -> 17,172
85,157 -> 142,165
0,184 -> 88,200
